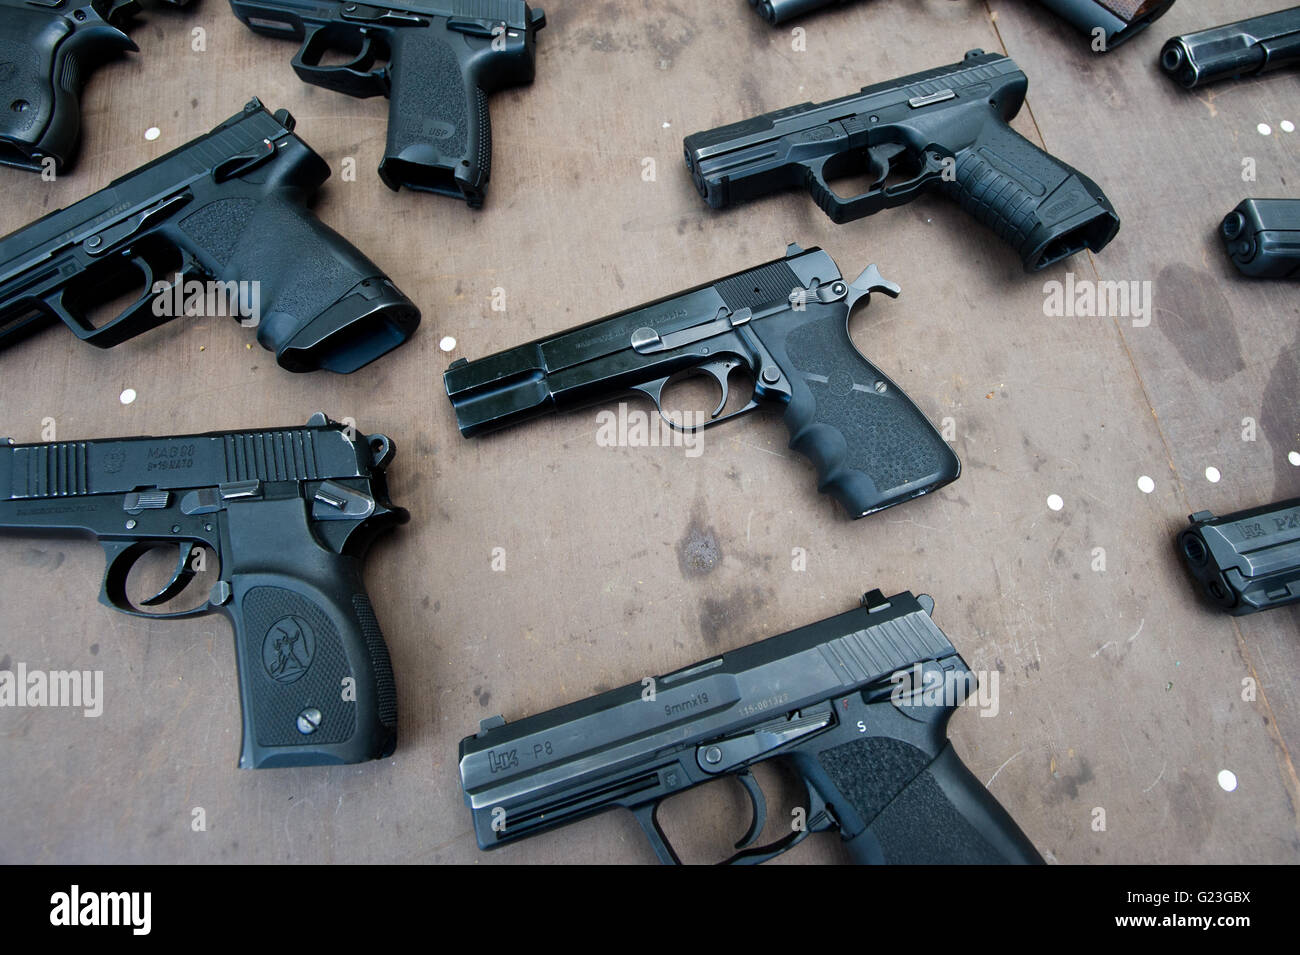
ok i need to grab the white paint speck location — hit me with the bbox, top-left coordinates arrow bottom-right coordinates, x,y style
1258,123 -> 1272,136
1205,466 -> 1221,483
1289,451 -> 1300,467
1218,769 -> 1238,792
439,336 -> 457,352
1138,475 -> 1155,494
1047,494 -> 1064,511
144,127 -> 160,142
1282,120 -> 1295,133
662,122 -> 671,129
119,388 -> 137,405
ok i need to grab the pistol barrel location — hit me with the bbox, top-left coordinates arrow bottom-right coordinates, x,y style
1161,6 -> 1300,88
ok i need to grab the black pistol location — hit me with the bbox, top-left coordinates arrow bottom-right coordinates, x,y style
1179,500 -> 1300,615
0,0 -> 194,173
228,0 -> 546,205
0,413 -> 407,767
1221,199 -> 1300,278
444,244 -> 960,519
0,99 -> 420,373
459,589 -> 1044,864
1161,5 -> 1300,89
749,0 -> 1175,50
684,50 -> 1120,272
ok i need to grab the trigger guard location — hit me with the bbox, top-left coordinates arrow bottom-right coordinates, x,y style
293,31 -> 388,97
99,540 -> 208,618
719,769 -> 837,865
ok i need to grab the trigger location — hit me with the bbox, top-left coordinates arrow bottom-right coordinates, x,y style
139,542 -> 199,607
700,359 -> 737,419
734,769 -> 768,850
866,144 -> 904,188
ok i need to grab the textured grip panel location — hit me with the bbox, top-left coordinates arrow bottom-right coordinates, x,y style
818,735 -> 930,822
774,314 -> 958,517
944,146 -> 1039,254
0,13 -> 64,168
823,738 -> 1041,864
475,85 -> 492,183
380,29 -> 490,204
939,121 -> 1119,271
860,763 -> 1003,863
0,35 -> 45,137
353,593 -> 397,730
239,586 -> 358,749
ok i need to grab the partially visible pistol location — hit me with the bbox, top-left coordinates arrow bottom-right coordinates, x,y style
1179,499 -> 1300,615
459,589 -> 1044,864
0,98 -> 420,373
228,0 -> 547,205
1035,0 -> 1176,49
0,0 -> 194,173
444,244 -> 960,519
1161,5 -> 1300,89
684,50 -> 1119,272
747,0 -> 1175,50
1221,199 -> 1300,278
0,413 -> 407,767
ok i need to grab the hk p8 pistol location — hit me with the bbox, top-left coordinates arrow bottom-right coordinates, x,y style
0,99 -> 420,372
229,0 -> 546,205
1179,499 -> 1300,615
0,0 -> 193,173
684,50 -> 1120,272
0,414 -> 407,767
444,244 -> 960,519
460,589 -> 1044,864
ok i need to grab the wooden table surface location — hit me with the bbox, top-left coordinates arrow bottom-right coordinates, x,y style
0,0 -> 1296,864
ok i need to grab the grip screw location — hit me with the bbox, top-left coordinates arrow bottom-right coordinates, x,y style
874,380 -> 887,394
297,708 -> 322,735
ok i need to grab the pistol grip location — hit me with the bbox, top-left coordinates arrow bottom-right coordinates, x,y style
837,742 -> 1045,864
223,563 -> 398,769
203,192 -> 420,373
0,12 -> 134,172
755,310 -> 959,518
941,121 -> 1119,272
378,28 -> 492,205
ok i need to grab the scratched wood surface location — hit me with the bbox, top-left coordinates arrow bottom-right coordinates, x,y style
0,0 -> 1296,864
